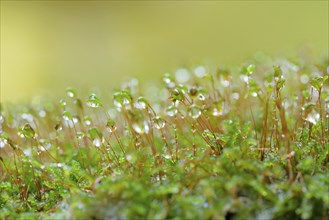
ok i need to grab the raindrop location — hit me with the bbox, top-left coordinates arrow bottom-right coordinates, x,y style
300,74 -> 309,84
247,64 -> 255,75
166,105 -> 178,117
113,91 -> 131,109
175,68 -> 190,83
135,97 -> 148,109
0,138 -> 8,148
189,104 -> 202,119
305,110 -> 320,125
38,110 -> 46,118
198,88 -> 208,101
57,163 -> 63,168
62,111 -> 73,121
162,73 -> 175,88
106,119 -> 117,133
194,66 -> 206,78
66,87 -> 76,98
59,99 -> 67,108
132,121 -> 149,134
93,137 -> 104,147
87,94 -> 101,108
18,123 -> 35,139
211,106 -> 223,117
251,92 -> 258,97
171,89 -> 184,103
76,131 -> 85,139
83,116 -> 92,126
232,93 -> 240,100
221,79 -> 230,87
153,116 -> 166,129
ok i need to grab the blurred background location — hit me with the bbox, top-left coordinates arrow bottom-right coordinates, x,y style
1,1 -> 328,103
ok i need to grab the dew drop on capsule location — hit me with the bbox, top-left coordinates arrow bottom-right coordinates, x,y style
83,116 -> 92,126
76,131 -> 85,139
66,87 -> 76,98
62,111 -> 73,121
19,123 -> 35,139
87,94 -> 101,108
153,116 -> 166,129
59,99 -> 67,107
93,137 -> 104,147
135,97 -> 148,109
166,105 -> 178,117
106,119 -> 117,133
189,105 -> 202,119
132,121 -> 149,134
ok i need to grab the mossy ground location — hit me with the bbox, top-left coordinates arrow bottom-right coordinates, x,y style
0,56 -> 328,219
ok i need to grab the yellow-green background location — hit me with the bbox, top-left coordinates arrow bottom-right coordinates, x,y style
1,1 -> 328,102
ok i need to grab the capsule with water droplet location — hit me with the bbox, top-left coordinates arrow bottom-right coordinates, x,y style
59,99 -> 67,108
166,105 -> 178,117
106,119 -> 117,133
76,131 -> 85,139
87,94 -> 101,108
18,123 -> 35,139
189,104 -> 201,119
132,121 -> 149,134
66,87 -> 76,98
62,111 -> 73,121
135,97 -> 148,109
153,116 -> 166,129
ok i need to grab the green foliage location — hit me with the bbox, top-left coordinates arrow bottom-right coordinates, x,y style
0,56 -> 328,219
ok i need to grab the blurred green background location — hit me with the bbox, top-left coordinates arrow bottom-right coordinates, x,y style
1,1 -> 328,102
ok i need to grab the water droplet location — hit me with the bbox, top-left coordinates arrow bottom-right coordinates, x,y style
221,79 -> 230,87
247,64 -> 255,75
175,68 -> 190,83
194,66 -> 206,78
251,92 -> 258,97
106,119 -> 117,133
300,74 -> 309,84
232,93 -> 240,100
87,94 -> 101,108
76,131 -> 85,139
66,87 -> 76,98
305,110 -> 320,125
113,91 -> 132,110
18,123 -> 35,139
0,138 -> 8,148
21,113 -> 34,123
166,105 -> 178,117
135,97 -> 148,109
57,163 -> 63,168
189,104 -> 202,119
132,121 -> 149,134
93,137 -> 104,147
62,111 -> 73,121
198,88 -> 208,101
83,116 -> 92,126
171,89 -> 184,103
162,73 -> 175,88
59,99 -> 67,107
153,116 -> 166,129
38,110 -> 46,118
211,106 -> 223,117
